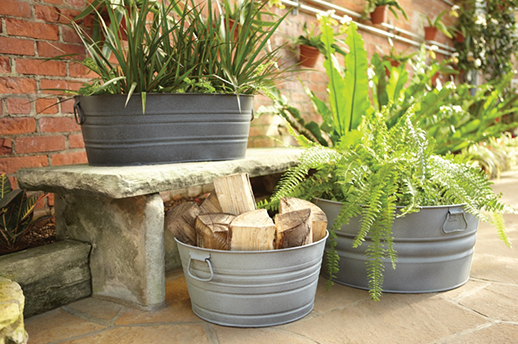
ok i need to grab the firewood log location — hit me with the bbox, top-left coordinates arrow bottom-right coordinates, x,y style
229,209 -> 276,251
279,197 -> 327,242
274,208 -> 312,249
213,173 -> 256,215
199,191 -> 223,214
165,202 -> 200,246
195,213 -> 235,250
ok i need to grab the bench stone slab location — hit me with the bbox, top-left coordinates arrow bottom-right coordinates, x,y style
16,148 -> 301,311
17,148 -> 301,198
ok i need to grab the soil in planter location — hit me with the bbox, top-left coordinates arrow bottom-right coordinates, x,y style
0,216 -> 56,256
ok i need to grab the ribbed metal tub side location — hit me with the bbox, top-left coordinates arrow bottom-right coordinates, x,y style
314,198 -> 478,293
74,94 -> 253,166
175,232 -> 328,327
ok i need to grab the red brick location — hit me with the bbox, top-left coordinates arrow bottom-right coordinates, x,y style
0,117 -> 36,135
16,59 -> 67,77
62,25 -> 82,44
34,4 -> 62,22
0,77 -> 37,94
36,98 -> 59,114
37,41 -> 85,59
43,0 -> 64,5
6,98 -> 32,114
6,18 -> 60,41
0,155 -> 49,174
0,0 -> 31,18
0,37 -> 35,56
0,57 -> 10,73
40,79 -> 82,96
69,62 -> 97,78
15,135 -> 66,154
34,5 -> 82,24
60,98 -> 75,113
68,133 -> 84,148
66,0 -> 85,9
0,139 -> 13,156
51,151 -> 87,166
39,116 -> 81,133
8,176 -> 18,189
47,193 -> 55,206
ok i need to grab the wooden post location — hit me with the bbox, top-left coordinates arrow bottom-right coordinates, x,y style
195,213 -> 235,250
213,173 -> 256,215
165,202 -> 200,246
275,208 -> 312,249
279,197 -> 327,242
229,209 -> 276,251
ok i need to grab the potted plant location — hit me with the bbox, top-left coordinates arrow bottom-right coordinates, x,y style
57,0 -> 289,166
261,16 -> 514,301
294,22 -> 325,68
365,0 -> 408,25
424,10 -> 453,41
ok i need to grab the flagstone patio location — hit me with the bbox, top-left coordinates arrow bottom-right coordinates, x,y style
24,171 -> 518,344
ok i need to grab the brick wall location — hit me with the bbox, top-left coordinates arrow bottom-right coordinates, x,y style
0,0 -> 454,210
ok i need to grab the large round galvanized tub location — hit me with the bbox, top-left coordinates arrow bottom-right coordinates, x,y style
175,231 -> 328,327
314,198 -> 478,293
73,93 -> 253,166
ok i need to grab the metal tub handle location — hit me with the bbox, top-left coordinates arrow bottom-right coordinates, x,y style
187,251 -> 214,282
442,208 -> 468,234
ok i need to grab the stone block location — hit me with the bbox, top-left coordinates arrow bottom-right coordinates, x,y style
55,193 -> 165,311
0,278 -> 28,344
0,241 -> 91,318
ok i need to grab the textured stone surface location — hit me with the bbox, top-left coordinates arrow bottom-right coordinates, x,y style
0,241 -> 91,318
55,193 -> 165,311
17,148 -> 301,199
0,278 -> 28,344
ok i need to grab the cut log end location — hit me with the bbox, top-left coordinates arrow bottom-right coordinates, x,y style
195,213 -> 236,250
275,208 -> 312,249
230,209 -> 276,251
280,197 -> 327,242
165,202 -> 200,246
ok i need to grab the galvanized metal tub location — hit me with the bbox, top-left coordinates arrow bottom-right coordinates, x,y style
73,93 -> 253,166
175,231 -> 328,327
314,198 -> 478,293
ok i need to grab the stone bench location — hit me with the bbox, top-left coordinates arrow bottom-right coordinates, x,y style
17,148 -> 301,311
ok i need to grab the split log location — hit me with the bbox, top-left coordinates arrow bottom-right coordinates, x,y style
279,197 -> 327,242
195,213 -> 236,250
213,173 -> 256,215
229,209 -> 276,251
274,208 -> 312,249
199,191 -> 223,214
165,202 -> 200,246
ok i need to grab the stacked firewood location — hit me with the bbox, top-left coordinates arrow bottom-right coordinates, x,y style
166,173 -> 327,251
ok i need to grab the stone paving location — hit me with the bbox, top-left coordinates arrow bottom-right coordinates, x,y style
24,171 -> 518,344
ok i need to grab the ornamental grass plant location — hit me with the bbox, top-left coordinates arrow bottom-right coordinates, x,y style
60,0 -> 289,109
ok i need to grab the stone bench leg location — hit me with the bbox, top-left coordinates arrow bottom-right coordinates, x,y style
55,193 -> 166,311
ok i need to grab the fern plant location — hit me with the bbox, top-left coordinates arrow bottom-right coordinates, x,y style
260,15 -> 514,301
264,108 -> 513,301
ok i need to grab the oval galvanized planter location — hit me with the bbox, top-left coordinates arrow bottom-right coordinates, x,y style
74,93 -> 253,166
175,231 -> 328,327
314,198 -> 479,293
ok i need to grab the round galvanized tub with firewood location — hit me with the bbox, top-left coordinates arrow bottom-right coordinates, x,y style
175,231 -> 328,328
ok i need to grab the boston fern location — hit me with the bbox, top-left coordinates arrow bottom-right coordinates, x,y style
261,14 -> 514,301
264,108 -> 514,301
